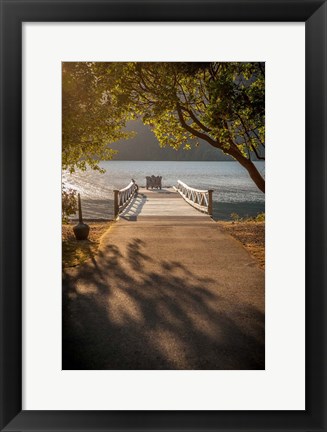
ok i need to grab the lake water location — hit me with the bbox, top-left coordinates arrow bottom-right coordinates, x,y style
63,161 -> 265,220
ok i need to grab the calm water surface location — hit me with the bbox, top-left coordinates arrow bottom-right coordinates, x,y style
63,161 -> 265,220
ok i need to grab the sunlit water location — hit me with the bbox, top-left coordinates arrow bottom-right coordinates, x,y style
63,161 -> 265,220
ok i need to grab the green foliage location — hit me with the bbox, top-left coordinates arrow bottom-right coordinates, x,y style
203,63 -> 265,158
255,212 -> 265,222
231,212 -> 242,222
62,62 -> 265,191
62,62 -> 134,173
230,212 -> 265,222
62,186 -> 78,223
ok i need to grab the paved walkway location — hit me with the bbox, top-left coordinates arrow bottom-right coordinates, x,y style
63,190 -> 265,370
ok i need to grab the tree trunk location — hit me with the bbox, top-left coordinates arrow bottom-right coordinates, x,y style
224,144 -> 265,193
235,155 -> 265,193
175,105 -> 265,192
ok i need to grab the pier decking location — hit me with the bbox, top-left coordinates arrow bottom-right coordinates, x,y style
120,187 -> 210,219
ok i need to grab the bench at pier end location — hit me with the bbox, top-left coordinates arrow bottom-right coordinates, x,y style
146,175 -> 162,190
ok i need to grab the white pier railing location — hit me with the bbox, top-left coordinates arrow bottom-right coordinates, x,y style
114,179 -> 138,218
175,180 -> 213,216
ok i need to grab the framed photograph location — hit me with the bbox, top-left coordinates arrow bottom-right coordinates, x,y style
0,0 -> 326,431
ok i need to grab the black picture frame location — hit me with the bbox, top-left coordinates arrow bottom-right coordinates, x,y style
0,1 -> 326,431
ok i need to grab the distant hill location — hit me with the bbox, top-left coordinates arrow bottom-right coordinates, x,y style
110,120 -> 233,161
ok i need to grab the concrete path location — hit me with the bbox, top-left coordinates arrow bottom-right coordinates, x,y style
63,191 -> 265,370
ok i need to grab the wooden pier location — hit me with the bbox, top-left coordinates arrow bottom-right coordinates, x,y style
115,180 -> 213,220
120,188 -> 210,220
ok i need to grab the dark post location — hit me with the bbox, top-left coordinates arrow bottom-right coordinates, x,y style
132,179 -> 139,193
73,193 -> 90,240
208,190 -> 213,217
114,190 -> 119,219
78,193 -> 83,223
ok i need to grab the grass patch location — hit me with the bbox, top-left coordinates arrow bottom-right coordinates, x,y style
62,221 -> 113,268
217,220 -> 265,269
230,211 -> 265,222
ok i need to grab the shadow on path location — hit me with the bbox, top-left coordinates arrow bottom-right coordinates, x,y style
63,237 -> 264,370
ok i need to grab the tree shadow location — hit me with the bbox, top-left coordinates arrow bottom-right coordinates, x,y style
62,238 -> 265,370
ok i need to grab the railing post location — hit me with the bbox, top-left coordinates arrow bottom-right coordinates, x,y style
208,190 -> 213,216
114,189 -> 119,219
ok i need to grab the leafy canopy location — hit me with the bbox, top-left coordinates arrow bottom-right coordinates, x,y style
62,62 -> 134,173
62,62 -> 265,191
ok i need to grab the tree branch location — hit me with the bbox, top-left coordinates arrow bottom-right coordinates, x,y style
181,106 -> 212,133
250,144 -> 265,160
176,103 -> 219,147
258,62 -> 265,77
251,128 -> 265,147
237,114 -> 265,160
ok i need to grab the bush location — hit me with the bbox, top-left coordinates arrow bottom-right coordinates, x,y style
230,212 -> 265,222
231,212 -> 241,222
255,212 -> 265,222
62,187 -> 77,223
